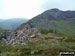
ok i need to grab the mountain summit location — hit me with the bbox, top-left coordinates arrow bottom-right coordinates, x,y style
19,8 -> 75,35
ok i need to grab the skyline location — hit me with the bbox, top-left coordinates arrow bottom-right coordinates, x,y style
0,0 -> 75,19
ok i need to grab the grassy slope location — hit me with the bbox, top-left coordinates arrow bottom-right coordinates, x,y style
0,34 -> 75,56
27,19 -> 75,35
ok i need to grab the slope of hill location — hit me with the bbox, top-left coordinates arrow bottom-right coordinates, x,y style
0,18 -> 28,30
19,8 -> 75,35
0,19 -> 6,22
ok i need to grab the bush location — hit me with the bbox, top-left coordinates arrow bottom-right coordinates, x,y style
48,29 -> 54,33
39,29 -> 49,34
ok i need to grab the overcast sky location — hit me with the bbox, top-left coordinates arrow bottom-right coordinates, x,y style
0,0 -> 75,19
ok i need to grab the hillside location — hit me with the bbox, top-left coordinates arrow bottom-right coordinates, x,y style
0,19 -> 6,22
0,24 -> 75,56
19,8 -> 75,35
0,9 -> 75,56
0,18 -> 28,30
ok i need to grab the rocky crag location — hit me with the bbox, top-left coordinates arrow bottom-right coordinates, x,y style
0,24 -> 44,45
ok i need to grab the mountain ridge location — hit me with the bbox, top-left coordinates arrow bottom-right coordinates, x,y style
19,8 -> 75,35
0,18 -> 28,30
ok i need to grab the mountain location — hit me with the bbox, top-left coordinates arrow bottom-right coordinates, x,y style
0,19 -> 6,22
19,8 -> 75,35
0,18 -> 28,30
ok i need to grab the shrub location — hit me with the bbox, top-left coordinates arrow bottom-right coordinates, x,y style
48,29 -> 54,33
39,29 -> 49,34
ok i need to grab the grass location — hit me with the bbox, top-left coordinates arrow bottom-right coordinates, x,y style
0,32 -> 75,56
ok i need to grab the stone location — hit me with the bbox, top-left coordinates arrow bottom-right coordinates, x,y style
30,34 -> 36,38
0,24 -> 44,45
31,51 -> 35,55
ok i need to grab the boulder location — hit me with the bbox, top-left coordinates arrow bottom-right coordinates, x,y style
0,24 -> 44,45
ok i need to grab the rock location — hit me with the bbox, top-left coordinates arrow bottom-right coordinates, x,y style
17,49 -> 20,52
30,34 -> 36,38
0,24 -> 44,45
31,51 -> 35,55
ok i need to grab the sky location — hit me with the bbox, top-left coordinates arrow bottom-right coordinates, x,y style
0,0 -> 75,19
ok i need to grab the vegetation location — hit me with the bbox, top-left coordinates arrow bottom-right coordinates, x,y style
0,9 -> 75,56
0,33 -> 75,56
39,28 -> 57,34
20,9 -> 75,35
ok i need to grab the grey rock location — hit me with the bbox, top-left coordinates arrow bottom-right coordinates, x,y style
0,24 -> 44,45
31,51 -> 35,55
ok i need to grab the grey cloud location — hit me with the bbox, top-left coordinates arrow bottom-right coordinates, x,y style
38,0 -> 75,12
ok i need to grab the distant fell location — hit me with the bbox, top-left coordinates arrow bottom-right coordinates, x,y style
19,8 -> 75,35
0,18 -> 28,30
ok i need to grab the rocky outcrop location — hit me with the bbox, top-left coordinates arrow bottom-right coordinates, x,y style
0,24 -> 44,45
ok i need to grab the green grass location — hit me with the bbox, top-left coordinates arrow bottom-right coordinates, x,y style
27,19 -> 75,35
0,33 -> 75,56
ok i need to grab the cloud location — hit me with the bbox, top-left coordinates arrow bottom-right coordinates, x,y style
39,0 -> 75,12
0,0 -> 75,19
0,0 -> 40,19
